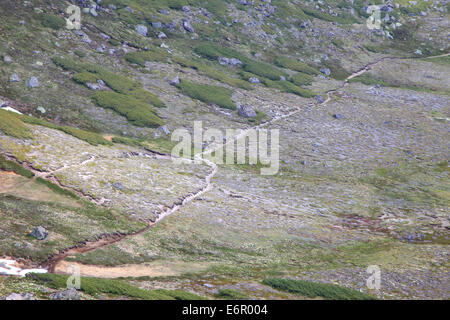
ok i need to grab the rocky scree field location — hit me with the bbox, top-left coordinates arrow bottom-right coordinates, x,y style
0,0 -> 449,300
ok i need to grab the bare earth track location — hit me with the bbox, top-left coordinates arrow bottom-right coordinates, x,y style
8,53 -> 448,277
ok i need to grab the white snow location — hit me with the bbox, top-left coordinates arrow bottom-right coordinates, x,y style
0,259 -> 47,277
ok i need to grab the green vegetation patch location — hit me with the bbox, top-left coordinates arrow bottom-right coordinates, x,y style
262,79 -> 315,98
35,177 -> 79,199
129,89 -> 166,108
175,80 -> 236,110
91,91 -> 164,127
40,14 -> 66,30
154,289 -> 207,300
0,154 -> 34,178
20,115 -> 112,146
274,57 -> 319,75
290,72 -> 314,86
124,49 -> 168,67
262,278 -> 375,300
216,289 -> 249,300
72,72 -> 99,85
29,273 -> 174,300
0,109 -> 32,139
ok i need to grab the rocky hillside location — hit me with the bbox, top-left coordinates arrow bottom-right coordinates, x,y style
0,0 -> 449,300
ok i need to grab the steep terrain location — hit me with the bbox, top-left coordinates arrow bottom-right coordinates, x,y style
0,0 -> 449,300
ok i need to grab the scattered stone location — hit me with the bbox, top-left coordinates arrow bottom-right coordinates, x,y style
279,76 -> 286,81
182,20 -> 195,33
157,32 -> 167,39
315,95 -> 324,103
89,8 -> 98,17
218,57 -> 242,66
3,55 -> 12,63
414,49 -> 423,55
157,125 -> 170,135
30,226 -> 48,240
2,293 -> 35,300
319,68 -> 331,76
248,77 -> 260,84
25,77 -> 39,88
151,22 -> 162,29
49,288 -> 80,300
237,104 -> 257,118
332,114 -> 343,119
182,6 -> 190,13
112,182 -> 124,190
170,76 -> 180,86
158,9 -> 169,15
135,25 -> 148,37
0,99 -> 7,108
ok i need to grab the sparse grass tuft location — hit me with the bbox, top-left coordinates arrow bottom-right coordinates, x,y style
216,289 -> 249,300
35,177 -> 79,199
263,278 -> 376,300
40,14 -> 66,30
20,115 -> 112,146
0,154 -> 34,178
274,57 -> 319,75
29,273 -> 174,300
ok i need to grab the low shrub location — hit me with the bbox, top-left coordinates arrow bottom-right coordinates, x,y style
40,14 -> 66,30
242,60 -> 286,81
0,109 -> 32,139
154,289 -> 207,300
20,115 -> 112,146
72,72 -> 99,85
91,91 -> 164,127
124,49 -> 168,67
29,273 -> 175,300
0,154 -> 34,178
274,57 -> 319,75
290,72 -> 314,86
263,79 -> 315,98
262,278 -> 376,300
129,89 -> 166,108
216,289 -> 249,300
175,80 -> 236,110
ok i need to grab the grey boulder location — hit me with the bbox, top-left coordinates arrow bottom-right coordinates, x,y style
49,288 -> 80,300
135,25 -> 148,36
237,104 -> 257,118
25,77 -> 39,88
30,226 -> 48,240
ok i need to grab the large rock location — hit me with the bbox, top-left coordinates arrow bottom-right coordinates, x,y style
182,20 -> 195,33
25,77 -> 39,88
170,76 -> 180,86
3,55 -> 12,63
135,25 -> 148,36
10,73 -> 19,82
248,77 -> 260,84
319,68 -> 331,76
218,57 -> 242,66
237,104 -> 257,118
30,226 -> 48,240
49,288 -> 80,300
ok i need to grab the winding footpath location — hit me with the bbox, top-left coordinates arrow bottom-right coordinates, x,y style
4,53 -> 448,276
